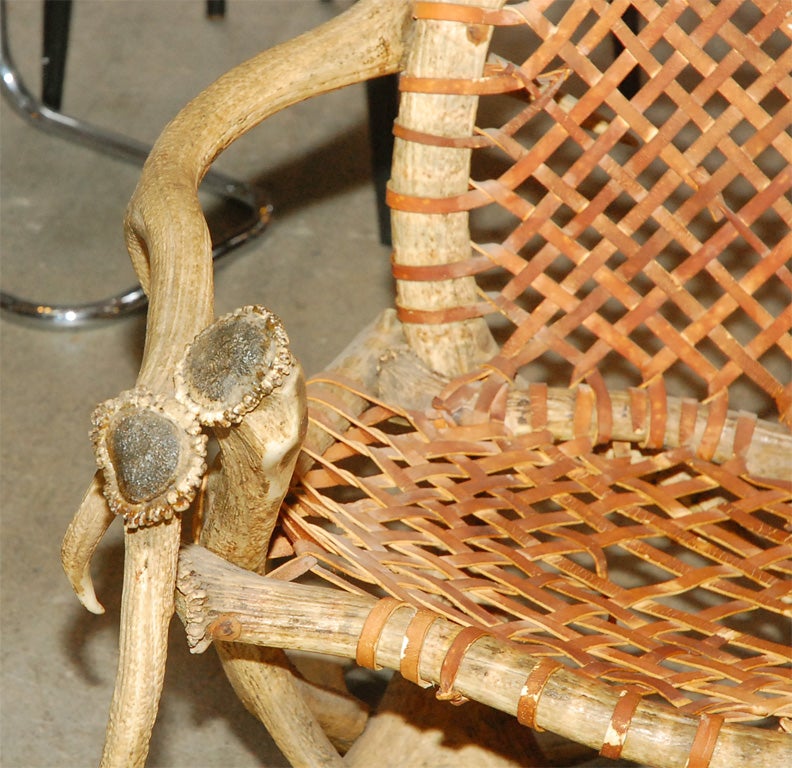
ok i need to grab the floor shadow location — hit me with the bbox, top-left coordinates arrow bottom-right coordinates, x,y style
148,621 -> 290,768
60,536 -> 125,687
202,120 -> 374,241
248,121 -> 374,220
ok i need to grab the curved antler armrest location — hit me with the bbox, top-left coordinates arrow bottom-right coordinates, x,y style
61,3 -> 413,766
126,0 -> 412,389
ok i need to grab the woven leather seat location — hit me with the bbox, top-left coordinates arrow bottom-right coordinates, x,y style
62,2 -> 790,766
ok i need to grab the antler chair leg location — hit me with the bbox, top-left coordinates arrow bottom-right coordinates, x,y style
175,305 -> 345,766
390,0 -> 504,377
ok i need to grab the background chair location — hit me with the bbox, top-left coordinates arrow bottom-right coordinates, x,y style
0,0 -> 272,325
61,1 -> 791,766
0,0 -> 400,325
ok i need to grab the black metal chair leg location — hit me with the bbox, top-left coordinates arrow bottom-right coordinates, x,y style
0,0 -> 270,327
366,74 -> 399,247
42,0 -> 72,109
206,1 -> 225,20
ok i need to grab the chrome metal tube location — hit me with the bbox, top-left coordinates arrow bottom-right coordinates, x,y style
0,0 -> 271,327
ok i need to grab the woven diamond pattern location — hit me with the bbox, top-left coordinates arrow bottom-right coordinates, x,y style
278,0 -> 791,730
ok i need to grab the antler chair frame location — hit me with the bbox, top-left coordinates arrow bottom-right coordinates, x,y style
61,1 -> 791,767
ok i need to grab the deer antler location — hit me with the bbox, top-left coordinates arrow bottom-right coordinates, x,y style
60,2 -> 411,766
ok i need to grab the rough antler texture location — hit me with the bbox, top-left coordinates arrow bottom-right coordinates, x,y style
176,544 -> 792,768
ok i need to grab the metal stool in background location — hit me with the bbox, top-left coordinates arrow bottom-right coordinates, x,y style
0,0 -> 271,326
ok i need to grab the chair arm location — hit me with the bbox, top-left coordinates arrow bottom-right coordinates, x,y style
177,543 -> 791,768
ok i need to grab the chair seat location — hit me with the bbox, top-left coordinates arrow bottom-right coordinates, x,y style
272,332 -> 791,727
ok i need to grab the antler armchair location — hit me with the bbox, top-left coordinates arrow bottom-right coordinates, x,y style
62,1 -> 791,766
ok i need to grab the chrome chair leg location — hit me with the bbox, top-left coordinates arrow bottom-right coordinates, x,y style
0,0 -> 271,327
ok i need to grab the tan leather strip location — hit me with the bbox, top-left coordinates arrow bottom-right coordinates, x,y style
528,382 -> 548,431
391,255 -> 494,282
645,380 -> 668,449
356,597 -> 406,671
472,178 -> 534,219
474,377 -> 509,423
516,659 -> 563,731
484,355 -> 519,382
400,609 -> 439,687
436,626 -> 488,704
629,387 -> 647,437
393,121 -> 492,149
434,370 -> 486,416
599,689 -> 643,759
589,376 -> 613,444
574,386 -> 595,439
679,398 -> 699,448
412,1 -> 531,26
396,302 -> 490,325
685,714 -> 725,768
386,185 -> 490,214
399,72 -> 525,96
699,394 -> 729,461
732,413 -> 756,461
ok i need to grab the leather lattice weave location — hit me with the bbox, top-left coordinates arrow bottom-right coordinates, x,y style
389,0 -> 792,419
281,376 -> 791,723
278,0 -> 791,729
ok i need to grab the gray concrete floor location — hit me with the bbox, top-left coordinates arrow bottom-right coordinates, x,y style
1,2 -> 391,766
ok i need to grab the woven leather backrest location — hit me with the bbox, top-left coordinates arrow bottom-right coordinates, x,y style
389,0 -> 792,424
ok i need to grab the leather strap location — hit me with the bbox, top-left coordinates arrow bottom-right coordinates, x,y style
356,598 -> 406,670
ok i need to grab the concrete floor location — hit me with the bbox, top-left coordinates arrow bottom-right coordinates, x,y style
0,3 -> 644,767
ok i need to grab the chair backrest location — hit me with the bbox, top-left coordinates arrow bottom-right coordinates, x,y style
388,0 -> 791,430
